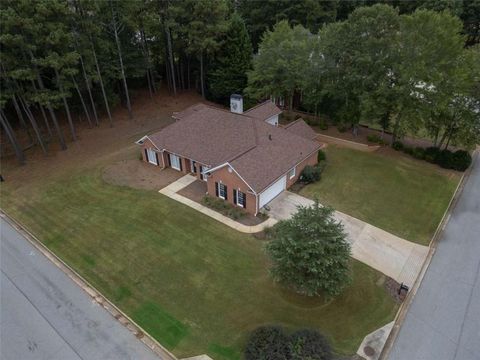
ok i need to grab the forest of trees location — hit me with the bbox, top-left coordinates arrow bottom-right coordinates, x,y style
1,0 -> 479,164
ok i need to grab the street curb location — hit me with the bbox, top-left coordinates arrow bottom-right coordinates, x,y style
0,209 -> 178,360
379,149 -> 478,359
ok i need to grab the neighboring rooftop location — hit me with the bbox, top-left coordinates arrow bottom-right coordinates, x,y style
284,119 -> 318,140
244,100 -> 282,120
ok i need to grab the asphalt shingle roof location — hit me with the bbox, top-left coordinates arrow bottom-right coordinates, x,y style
147,103 -> 320,193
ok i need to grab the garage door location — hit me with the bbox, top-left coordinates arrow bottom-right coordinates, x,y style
259,175 -> 286,208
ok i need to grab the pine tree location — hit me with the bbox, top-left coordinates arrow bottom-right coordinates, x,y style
207,13 -> 253,103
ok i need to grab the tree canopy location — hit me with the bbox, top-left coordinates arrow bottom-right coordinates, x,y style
266,201 -> 351,298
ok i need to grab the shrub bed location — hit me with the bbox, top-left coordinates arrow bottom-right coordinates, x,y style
202,196 -> 246,220
392,142 -> 472,171
366,134 -> 388,145
245,326 -> 332,360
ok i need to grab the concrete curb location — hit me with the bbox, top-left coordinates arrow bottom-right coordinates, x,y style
0,209 -> 178,360
378,149 -> 478,360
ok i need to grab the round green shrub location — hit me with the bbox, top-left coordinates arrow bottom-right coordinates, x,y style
451,150 -> 472,171
392,141 -> 404,151
301,165 -> 322,183
424,147 -> 440,163
245,326 -> 290,360
289,329 -> 332,360
436,149 -> 453,169
317,150 -> 326,162
412,147 -> 426,160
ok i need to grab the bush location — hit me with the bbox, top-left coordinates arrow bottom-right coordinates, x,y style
317,150 -> 326,162
367,134 -> 382,143
245,326 -> 290,360
301,165 -> 322,183
436,149 -> 453,169
402,145 -> 414,156
424,146 -> 440,163
411,147 -> 426,160
337,124 -> 348,133
202,196 -> 245,220
451,150 -> 472,171
319,121 -> 328,130
289,329 -> 332,360
245,326 -> 333,360
392,141 -> 404,151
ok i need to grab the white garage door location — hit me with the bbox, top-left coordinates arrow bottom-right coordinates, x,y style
259,175 -> 286,208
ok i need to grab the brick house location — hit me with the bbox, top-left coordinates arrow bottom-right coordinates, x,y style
137,95 -> 321,215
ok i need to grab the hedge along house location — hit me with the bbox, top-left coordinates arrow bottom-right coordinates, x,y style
136,95 -> 321,215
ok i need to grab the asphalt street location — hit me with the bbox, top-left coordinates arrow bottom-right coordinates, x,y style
0,217 -> 162,360
389,152 -> 480,360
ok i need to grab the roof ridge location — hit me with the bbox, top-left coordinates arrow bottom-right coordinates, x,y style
202,103 -> 255,119
284,118 -> 303,129
244,99 -> 273,113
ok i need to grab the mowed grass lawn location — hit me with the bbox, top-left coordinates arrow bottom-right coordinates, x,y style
300,146 -> 460,245
0,167 -> 398,359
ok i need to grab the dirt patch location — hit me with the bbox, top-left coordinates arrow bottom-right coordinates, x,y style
385,277 -> 407,304
1,88 -> 203,191
103,159 -> 183,191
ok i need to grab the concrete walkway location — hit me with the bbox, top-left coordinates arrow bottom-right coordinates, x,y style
267,192 -> 429,287
159,175 -> 277,233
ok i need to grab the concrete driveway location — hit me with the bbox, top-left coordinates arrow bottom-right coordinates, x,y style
266,191 -> 429,287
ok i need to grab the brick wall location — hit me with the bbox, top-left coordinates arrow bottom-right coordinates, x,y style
207,166 -> 257,215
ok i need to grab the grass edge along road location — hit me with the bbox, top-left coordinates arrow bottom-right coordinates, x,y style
300,146 -> 460,245
0,167 -> 398,359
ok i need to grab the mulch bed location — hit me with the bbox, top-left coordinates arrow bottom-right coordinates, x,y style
385,277 -> 407,304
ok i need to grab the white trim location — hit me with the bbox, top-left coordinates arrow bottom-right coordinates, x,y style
169,154 -> 181,171
235,189 -> 246,208
288,166 -> 296,179
205,162 -> 257,195
217,182 -> 226,200
147,148 -> 158,165
135,135 -> 161,151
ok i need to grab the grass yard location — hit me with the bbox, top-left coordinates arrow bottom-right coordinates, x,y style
300,146 -> 460,245
0,167 -> 398,359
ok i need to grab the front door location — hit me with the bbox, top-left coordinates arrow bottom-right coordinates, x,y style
169,154 -> 181,171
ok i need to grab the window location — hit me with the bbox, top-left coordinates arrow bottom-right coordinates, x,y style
217,182 -> 227,200
235,190 -> 246,208
191,161 -> 197,173
288,167 -> 296,179
169,154 -> 181,171
147,148 -> 158,165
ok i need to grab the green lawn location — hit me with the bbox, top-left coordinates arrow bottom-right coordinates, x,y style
300,146 -> 459,245
0,167 -> 398,359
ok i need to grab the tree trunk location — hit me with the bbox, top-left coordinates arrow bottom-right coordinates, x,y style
187,56 -> 190,89
79,53 -> 99,126
111,3 -> 132,119
55,68 -> 77,141
140,27 -> 153,98
72,76 -> 93,128
29,50 -> 67,150
90,38 -> 113,126
200,52 -> 205,98
19,95 -> 48,154
0,109 -> 25,164
166,27 -> 176,96
12,94 -> 34,143
30,79 -> 53,138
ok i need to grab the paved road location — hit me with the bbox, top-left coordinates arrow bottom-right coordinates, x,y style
389,153 -> 480,360
0,217 -> 161,360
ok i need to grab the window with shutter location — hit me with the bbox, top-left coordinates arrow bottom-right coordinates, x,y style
217,183 -> 226,200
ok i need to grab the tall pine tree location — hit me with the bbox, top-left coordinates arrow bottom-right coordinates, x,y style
207,13 -> 253,103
